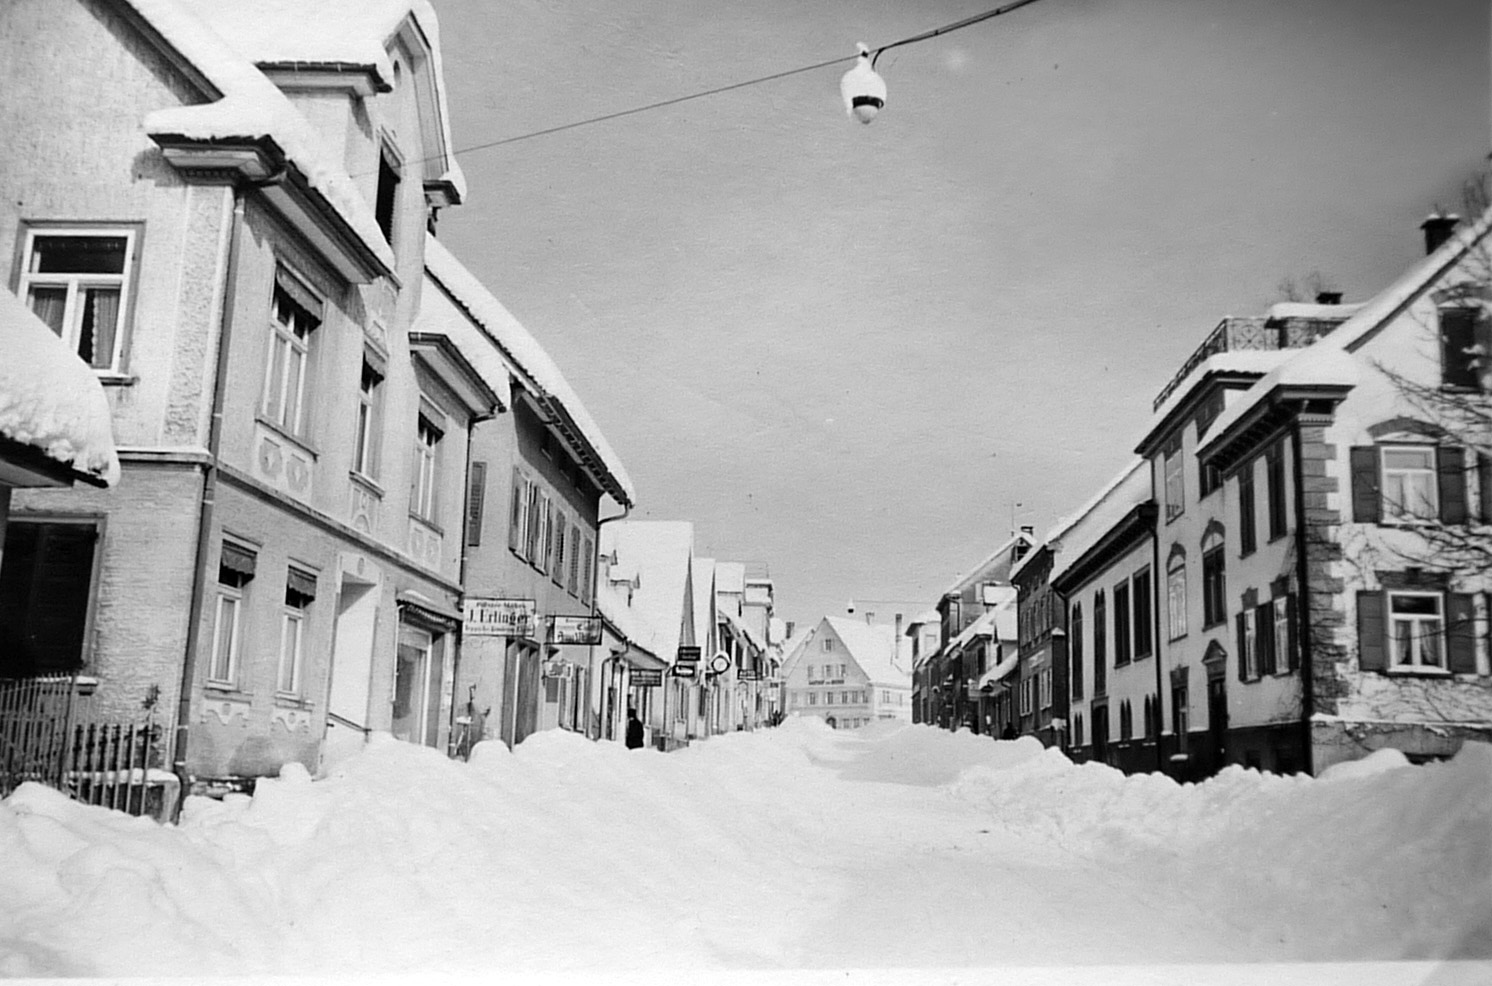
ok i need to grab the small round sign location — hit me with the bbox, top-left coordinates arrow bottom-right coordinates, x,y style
709,652 -> 731,675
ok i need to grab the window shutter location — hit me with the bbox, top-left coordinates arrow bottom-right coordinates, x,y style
1479,453 -> 1492,522
466,462 -> 487,547
1437,446 -> 1468,524
508,469 -> 524,553
1350,447 -> 1381,524
1285,593 -> 1298,672
1448,593 -> 1477,674
1440,308 -> 1478,388
1257,603 -> 1276,676
1236,612 -> 1248,682
1357,591 -> 1387,671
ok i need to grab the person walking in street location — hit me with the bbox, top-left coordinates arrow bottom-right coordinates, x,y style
625,707 -> 645,750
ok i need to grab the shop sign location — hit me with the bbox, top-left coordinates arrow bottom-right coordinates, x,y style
737,666 -> 762,681
463,598 -> 536,637
551,615 -> 602,645
629,668 -> 663,687
674,646 -> 701,676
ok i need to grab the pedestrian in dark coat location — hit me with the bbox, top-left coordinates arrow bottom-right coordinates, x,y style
625,708 -> 645,749
1001,723 -> 1018,740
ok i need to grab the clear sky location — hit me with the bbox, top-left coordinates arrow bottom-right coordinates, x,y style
432,0 -> 1489,630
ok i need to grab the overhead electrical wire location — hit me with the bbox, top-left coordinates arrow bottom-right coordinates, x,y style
448,0 -> 1052,157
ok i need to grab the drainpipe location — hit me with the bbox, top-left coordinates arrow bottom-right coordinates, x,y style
1290,418 -> 1316,776
173,186 -> 249,807
1152,523 -> 1165,774
588,496 -> 630,741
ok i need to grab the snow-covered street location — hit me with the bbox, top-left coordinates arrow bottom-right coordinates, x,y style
2,719 -> 1489,981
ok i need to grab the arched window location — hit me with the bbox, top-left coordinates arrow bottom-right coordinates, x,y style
1167,547 -> 1188,640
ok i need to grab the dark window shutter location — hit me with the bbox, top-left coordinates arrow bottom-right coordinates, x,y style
1448,593 -> 1477,674
508,469 -> 523,552
1357,591 -> 1387,671
1350,447 -> 1381,524
1236,612 -> 1248,682
466,461 -> 487,547
1437,446 -> 1468,524
1479,453 -> 1492,522
1285,593 -> 1299,672
1257,603 -> 1276,676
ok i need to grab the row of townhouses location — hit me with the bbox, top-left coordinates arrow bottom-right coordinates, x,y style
914,211 -> 1492,777
0,0 -> 786,816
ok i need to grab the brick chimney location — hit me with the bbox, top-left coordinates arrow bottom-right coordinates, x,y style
1421,213 -> 1461,255
1315,291 -> 1342,305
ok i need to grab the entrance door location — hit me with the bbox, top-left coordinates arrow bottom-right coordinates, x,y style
392,625 -> 443,747
327,574 -> 378,730
1207,678 -> 1228,766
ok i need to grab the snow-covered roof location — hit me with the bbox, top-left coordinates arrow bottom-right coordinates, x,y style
720,605 -> 767,653
174,0 -> 466,201
411,271 -> 512,409
977,647 -> 1020,690
823,616 -> 910,687
904,609 -> 941,631
1048,459 -> 1153,588
943,530 -> 1036,597
0,289 -> 120,487
600,521 -> 695,664
1266,301 -> 1367,320
126,0 -> 396,275
424,236 -> 635,505
714,561 -> 746,595
946,601 -> 1016,655
692,557 -> 716,643
1149,349 -> 1296,429
1201,208 -> 1492,452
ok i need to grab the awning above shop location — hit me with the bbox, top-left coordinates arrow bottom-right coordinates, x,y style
397,589 -> 463,631
977,651 -> 1019,692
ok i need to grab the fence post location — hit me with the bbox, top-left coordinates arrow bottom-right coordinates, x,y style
56,673 -> 78,791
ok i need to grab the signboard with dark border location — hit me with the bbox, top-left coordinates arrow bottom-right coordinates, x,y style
737,666 -> 762,681
629,668 -> 663,687
463,598 -> 536,637
674,645 -> 701,677
550,615 -> 602,645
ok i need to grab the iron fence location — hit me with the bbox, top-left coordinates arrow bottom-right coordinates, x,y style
0,676 -> 176,820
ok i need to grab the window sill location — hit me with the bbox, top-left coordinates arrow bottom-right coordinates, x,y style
1267,532 -> 1288,545
256,415 -> 320,458
1202,619 -> 1226,631
203,683 -> 247,697
273,693 -> 314,710
409,514 -> 445,536
1133,651 -> 1152,662
96,372 -> 139,387
1383,666 -> 1453,678
349,470 -> 385,498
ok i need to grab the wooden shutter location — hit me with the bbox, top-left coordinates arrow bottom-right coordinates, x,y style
551,517 -> 566,585
1357,591 -> 1387,671
1350,447 -> 1381,524
1437,446 -> 1468,524
1256,602 -> 1276,676
568,523 -> 580,593
1447,593 -> 1477,674
1479,453 -> 1492,522
1285,593 -> 1298,672
466,461 -> 487,547
508,469 -> 524,553
1440,308 -> 1478,387
1236,612 -> 1248,682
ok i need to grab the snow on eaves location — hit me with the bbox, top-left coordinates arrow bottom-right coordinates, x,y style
824,616 -> 909,687
0,289 -> 120,487
423,236 -> 635,505
942,530 -> 1036,597
1048,459 -> 1153,588
1149,348 -> 1296,430
126,0 -> 396,274
600,521 -> 695,664
1202,207 -> 1492,451
173,0 -> 466,201
411,272 -> 512,410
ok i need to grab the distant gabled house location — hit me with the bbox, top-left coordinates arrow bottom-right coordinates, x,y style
905,609 -> 940,725
781,616 -> 911,728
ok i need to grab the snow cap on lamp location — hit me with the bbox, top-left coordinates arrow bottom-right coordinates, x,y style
840,43 -> 886,124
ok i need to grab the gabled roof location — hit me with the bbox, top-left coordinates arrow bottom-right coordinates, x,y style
942,530 -> 1036,597
1049,459 -> 1154,589
823,616 -> 910,687
947,598 -> 1016,654
125,0 -> 396,276
174,0 -> 465,200
1201,207 -> 1492,456
411,271 -> 512,412
0,289 -> 119,487
714,561 -> 746,595
692,557 -> 716,647
424,236 -> 635,506
600,521 -> 695,664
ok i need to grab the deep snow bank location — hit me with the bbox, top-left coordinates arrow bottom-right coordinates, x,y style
1,721 -> 1488,976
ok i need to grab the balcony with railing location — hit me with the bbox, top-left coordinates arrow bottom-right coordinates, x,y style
1152,309 -> 1352,412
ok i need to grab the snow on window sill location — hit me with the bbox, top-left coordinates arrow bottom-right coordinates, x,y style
96,372 -> 138,387
1383,666 -> 1453,677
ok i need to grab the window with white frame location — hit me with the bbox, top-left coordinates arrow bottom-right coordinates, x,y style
353,359 -> 384,479
1272,597 -> 1292,673
277,568 -> 316,695
821,637 -> 834,651
1380,446 -> 1439,522
19,226 -> 137,372
1388,592 -> 1445,669
410,412 -> 442,521
1167,553 -> 1187,640
262,273 -> 321,436
210,543 -> 256,686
